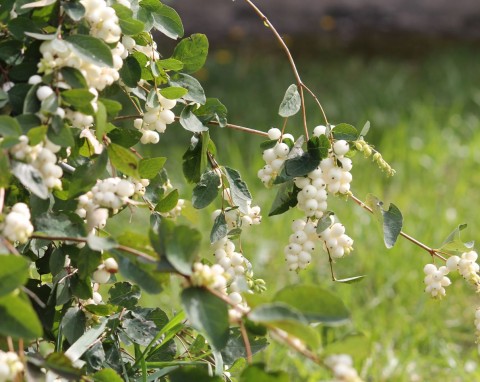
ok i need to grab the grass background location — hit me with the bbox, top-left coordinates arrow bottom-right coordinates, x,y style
118,41 -> 480,381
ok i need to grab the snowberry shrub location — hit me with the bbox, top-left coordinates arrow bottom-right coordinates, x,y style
0,0 -> 478,381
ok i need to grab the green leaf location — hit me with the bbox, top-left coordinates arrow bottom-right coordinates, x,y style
315,211 -> 334,234
181,287 -> 229,351
27,125 -> 47,145
224,167 -> 252,214
11,161 -> 49,199
59,67 -> 89,89
210,212 -> 227,244
108,282 -> 141,309
99,98 -> 122,117
151,2 -> 184,39
155,189 -> 179,213
278,84 -> 301,117
194,98 -> 227,128
61,88 -> 95,107
240,364 -> 289,382
87,235 -> 117,251
221,328 -> 268,365
437,224 -> 474,254
182,136 -> 203,183
61,307 -> 86,344
108,127 -> 141,148
332,123 -> 359,141
112,4 -> 145,35
34,212 -> 86,238
360,120 -> 370,137
75,247 -> 103,280
119,55 -> 142,88
117,256 -> 165,294
63,1 -> 85,21
0,155 -> 11,188
169,367 -> 223,382
139,157 -> 167,179
8,16 -> 42,40
0,255 -> 29,297
273,285 -> 349,324
159,86 -> 188,99
170,73 -> 206,104
180,105 -> 209,133
157,219 -> 201,275
68,151 -> 108,198
366,194 -> 403,249
248,303 -> 307,325
0,115 -> 22,137
283,136 -> 327,178
107,142 -> 140,178
157,58 -> 184,71
192,170 -> 220,209
66,35 -> 113,67
93,368 -> 124,382
122,311 -> 157,346
0,292 -> 42,340
172,33 -> 209,73
83,304 -> 115,316
268,180 -> 299,216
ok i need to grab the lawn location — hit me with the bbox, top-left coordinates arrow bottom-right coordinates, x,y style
115,42 -> 480,380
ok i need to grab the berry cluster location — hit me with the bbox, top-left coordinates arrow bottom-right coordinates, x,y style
324,354 -> 362,382
10,136 -> 63,190
190,262 -> 229,291
318,222 -> 354,259
134,94 -> 177,144
92,257 -> 119,284
80,0 -> 122,44
0,203 -> 34,244
284,219 -> 317,271
160,199 -> 185,219
446,251 -> 480,289
294,171 -> 328,218
76,178 -> 149,231
257,128 -> 294,185
0,351 -> 23,382
423,263 -> 451,299
213,189 -> 262,229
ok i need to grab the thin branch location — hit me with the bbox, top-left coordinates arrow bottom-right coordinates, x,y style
348,193 -> 446,261
302,84 -> 329,126
239,320 -> 253,363
30,234 -> 157,262
242,0 -> 309,139
207,120 -> 269,137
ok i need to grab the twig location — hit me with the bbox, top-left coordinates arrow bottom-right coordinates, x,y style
239,320 -> 252,363
30,234 -> 157,262
242,0 -> 309,139
348,193 -> 446,261
302,84 -> 329,126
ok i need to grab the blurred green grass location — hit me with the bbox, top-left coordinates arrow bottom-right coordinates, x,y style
127,44 -> 480,380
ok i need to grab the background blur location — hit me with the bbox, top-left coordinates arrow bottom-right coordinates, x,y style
149,1 -> 480,380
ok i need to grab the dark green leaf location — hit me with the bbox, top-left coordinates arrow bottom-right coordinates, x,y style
0,293 -> 42,340
224,167 -> 252,214
63,1 -> 85,21
182,135 -> 203,183
68,151 -> 108,198
315,211 -> 334,234
169,367 -> 222,382
240,364 -> 289,382
108,282 -> 141,309
278,84 -> 301,117
117,256 -> 165,294
210,212 -> 227,244
119,55 -> 142,88
366,194 -> 403,249
61,307 -> 86,344
75,247 -> 102,279
107,142 -> 140,178
151,3 -> 184,39
34,212 -> 86,238
108,127 -> 141,148
221,328 -> 268,365
122,312 -> 157,346
194,98 -> 227,128
64,319 -> 109,362
170,73 -> 206,104
155,189 -> 179,213
0,255 -> 29,297
192,170 -> 220,209
268,180 -> 299,217
172,33 -> 209,73
139,157 -> 167,179
66,35 -> 113,67
180,105 -> 209,133
181,287 -> 229,351
332,123 -> 358,141
273,284 -> 349,323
